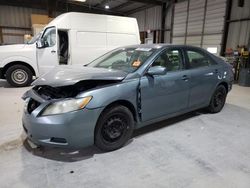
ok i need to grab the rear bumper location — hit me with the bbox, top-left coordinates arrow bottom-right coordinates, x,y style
22,105 -> 104,149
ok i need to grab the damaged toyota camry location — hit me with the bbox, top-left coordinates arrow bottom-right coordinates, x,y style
22,44 -> 233,151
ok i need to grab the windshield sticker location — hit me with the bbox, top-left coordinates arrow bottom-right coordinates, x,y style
132,60 -> 142,67
135,48 -> 152,52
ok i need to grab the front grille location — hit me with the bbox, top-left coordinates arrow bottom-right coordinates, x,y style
27,98 -> 41,114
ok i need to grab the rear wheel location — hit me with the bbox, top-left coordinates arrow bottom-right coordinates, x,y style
207,85 -> 227,113
6,65 -> 33,87
95,105 -> 134,151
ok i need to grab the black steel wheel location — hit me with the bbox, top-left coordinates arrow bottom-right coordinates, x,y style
95,105 -> 134,151
208,85 -> 227,113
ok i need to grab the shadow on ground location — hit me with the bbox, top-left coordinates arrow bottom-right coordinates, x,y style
23,140 -> 102,162
0,80 -> 12,88
133,110 -> 203,137
0,79 -> 32,88
23,110 -> 204,162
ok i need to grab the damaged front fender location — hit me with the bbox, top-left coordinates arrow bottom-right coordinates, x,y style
76,79 -> 140,110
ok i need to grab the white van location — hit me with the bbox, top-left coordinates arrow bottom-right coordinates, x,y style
0,12 -> 140,87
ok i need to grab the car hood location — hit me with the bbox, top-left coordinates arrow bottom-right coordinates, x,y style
32,65 -> 128,87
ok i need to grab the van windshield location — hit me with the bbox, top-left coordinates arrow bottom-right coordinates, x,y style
87,47 -> 156,73
27,32 -> 42,44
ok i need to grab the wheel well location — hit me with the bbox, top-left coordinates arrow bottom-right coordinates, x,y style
2,61 -> 36,79
218,82 -> 228,92
102,100 -> 138,123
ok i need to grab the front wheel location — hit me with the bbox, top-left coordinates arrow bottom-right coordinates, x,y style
95,106 -> 134,151
207,85 -> 227,113
6,65 -> 33,87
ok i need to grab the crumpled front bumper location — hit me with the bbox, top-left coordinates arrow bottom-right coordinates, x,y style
22,89 -> 104,148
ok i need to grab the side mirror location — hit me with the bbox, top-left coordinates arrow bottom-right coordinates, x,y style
36,38 -> 45,49
147,66 -> 167,76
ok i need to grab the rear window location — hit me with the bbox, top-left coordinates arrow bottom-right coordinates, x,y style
187,50 -> 216,68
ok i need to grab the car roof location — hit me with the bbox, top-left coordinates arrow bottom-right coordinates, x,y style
121,43 -> 205,50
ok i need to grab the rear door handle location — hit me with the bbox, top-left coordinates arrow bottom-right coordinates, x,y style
182,75 -> 189,81
51,50 -> 56,53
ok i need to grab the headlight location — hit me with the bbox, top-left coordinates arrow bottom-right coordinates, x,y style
41,96 -> 92,116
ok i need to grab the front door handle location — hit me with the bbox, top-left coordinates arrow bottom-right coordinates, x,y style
214,69 -> 218,74
51,50 -> 56,53
182,75 -> 189,81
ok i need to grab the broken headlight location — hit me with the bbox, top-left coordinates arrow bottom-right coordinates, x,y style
41,96 -> 92,116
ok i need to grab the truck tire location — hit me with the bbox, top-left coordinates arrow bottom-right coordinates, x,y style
6,65 -> 33,87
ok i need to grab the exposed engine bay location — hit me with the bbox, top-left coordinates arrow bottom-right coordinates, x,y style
32,80 -> 120,100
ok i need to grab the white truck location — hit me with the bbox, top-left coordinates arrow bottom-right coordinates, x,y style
0,12 -> 140,87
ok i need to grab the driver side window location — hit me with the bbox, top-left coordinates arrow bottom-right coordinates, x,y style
42,27 -> 56,47
152,49 -> 183,72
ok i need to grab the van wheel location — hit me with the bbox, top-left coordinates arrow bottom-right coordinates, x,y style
6,65 -> 33,87
95,106 -> 134,151
207,85 -> 227,113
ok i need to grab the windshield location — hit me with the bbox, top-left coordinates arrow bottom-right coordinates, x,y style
87,47 -> 156,73
27,32 -> 42,44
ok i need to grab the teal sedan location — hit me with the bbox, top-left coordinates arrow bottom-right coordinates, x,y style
22,44 -> 233,151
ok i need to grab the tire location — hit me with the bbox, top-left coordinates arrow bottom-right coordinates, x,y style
6,65 -> 33,87
207,85 -> 227,113
95,105 -> 135,151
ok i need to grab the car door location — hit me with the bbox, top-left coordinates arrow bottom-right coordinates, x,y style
37,27 -> 59,75
184,48 -> 220,108
140,48 -> 190,122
